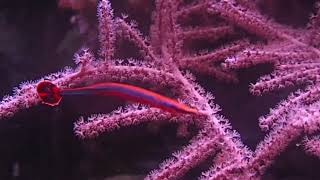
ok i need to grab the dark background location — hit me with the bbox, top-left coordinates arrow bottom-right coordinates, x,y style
0,0 -> 319,179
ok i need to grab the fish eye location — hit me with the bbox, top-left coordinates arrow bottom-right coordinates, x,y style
36,81 -> 62,106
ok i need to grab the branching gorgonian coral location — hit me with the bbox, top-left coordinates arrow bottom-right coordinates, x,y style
1,0 -> 320,179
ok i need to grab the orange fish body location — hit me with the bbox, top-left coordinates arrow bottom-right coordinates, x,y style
36,81 -> 198,114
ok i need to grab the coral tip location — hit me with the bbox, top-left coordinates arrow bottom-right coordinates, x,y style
36,80 -> 62,106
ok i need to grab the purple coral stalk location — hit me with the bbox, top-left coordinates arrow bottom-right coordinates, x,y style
1,0 -> 320,179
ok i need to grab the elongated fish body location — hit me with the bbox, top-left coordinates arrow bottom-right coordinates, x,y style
36,81 -> 198,114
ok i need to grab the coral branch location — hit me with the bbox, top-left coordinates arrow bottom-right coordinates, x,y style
2,0 -> 320,179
